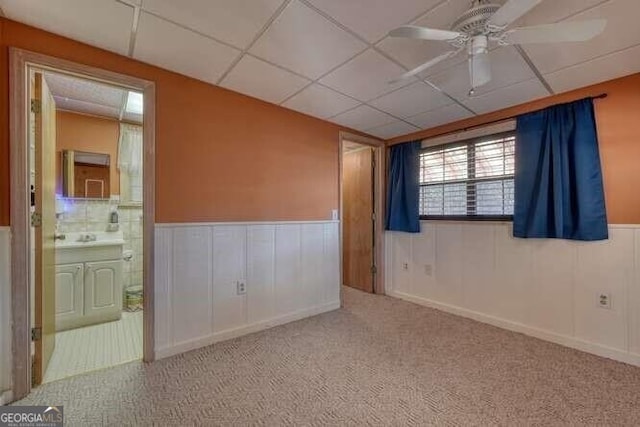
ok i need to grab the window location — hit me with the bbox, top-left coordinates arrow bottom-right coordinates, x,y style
419,132 -> 515,219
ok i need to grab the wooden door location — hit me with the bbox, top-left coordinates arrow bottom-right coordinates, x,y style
343,147 -> 375,293
33,72 -> 57,385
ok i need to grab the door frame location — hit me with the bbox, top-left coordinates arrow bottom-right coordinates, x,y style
338,131 -> 386,296
9,48 -> 156,401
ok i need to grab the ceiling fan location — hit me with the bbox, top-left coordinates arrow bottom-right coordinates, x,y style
388,0 -> 607,95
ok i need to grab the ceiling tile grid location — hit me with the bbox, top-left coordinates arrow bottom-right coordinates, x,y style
427,46 -> 538,99
45,72 -> 125,109
523,0 -> 640,76
329,105 -> 397,132
281,83 -> 360,119
304,0 -> 442,43
141,0 -> 285,50
406,103 -> 474,129
54,97 -> 122,120
369,81 -> 453,119
463,79 -> 549,114
375,0 -> 472,78
43,70 -> 144,123
134,11 -> 241,85
319,49 -> 416,102
249,0 -> 367,80
366,120 -> 420,139
2,0 -> 640,139
0,0 -> 134,55
544,43 -> 640,93
220,54 -> 310,104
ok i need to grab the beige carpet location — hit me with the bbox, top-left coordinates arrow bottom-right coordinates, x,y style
15,287 -> 640,425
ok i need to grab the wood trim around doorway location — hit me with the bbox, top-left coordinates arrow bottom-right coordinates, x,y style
9,48 -> 156,401
338,131 -> 386,297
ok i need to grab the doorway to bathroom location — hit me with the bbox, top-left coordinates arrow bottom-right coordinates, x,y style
31,67 -> 144,384
10,49 -> 156,400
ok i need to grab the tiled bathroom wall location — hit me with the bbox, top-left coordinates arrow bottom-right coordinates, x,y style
56,197 -> 143,289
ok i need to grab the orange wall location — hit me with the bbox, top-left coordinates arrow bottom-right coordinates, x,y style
56,111 -> 121,196
389,73 -> 640,224
0,18 -> 367,225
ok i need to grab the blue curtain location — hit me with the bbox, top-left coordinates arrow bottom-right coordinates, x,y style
385,141 -> 421,233
513,98 -> 608,241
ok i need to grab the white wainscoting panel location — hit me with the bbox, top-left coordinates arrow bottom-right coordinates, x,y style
0,227 -> 12,403
155,221 -> 340,359
386,222 -> 640,367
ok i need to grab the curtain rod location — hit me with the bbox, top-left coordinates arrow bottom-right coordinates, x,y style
403,93 -> 608,144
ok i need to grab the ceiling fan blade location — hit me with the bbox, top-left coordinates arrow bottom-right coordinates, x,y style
389,50 -> 462,84
388,25 -> 463,41
503,19 -> 607,44
488,0 -> 544,28
469,51 -> 491,89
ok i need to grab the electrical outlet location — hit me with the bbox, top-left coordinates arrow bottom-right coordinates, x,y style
402,262 -> 409,271
424,264 -> 433,276
597,292 -> 611,309
237,281 -> 246,295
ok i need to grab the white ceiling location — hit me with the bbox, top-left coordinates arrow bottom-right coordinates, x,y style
43,71 -> 143,124
3,0 -> 639,140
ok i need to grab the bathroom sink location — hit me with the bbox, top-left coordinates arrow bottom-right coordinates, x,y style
55,231 -> 125,249
56,231 -> 124,264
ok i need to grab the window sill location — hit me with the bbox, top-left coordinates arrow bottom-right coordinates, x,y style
420,215 -> 513,222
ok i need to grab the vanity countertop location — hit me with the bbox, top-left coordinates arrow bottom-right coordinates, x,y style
55,231 -> 125,249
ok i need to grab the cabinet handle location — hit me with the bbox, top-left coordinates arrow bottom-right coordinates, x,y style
76,265 -> 82,273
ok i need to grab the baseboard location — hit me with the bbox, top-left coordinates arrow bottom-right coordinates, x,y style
0,389 -> 13,406
387,289 -> 640,368
156,301 -> 341,360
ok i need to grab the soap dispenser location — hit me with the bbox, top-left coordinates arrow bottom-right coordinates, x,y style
108,206 -> 119,232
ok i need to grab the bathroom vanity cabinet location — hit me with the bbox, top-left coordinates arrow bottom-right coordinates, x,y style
55,236 -> 124,331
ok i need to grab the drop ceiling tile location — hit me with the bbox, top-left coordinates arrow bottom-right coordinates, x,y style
220,55 -> 310,104
249,1 -> 366,79
329,105 -> 396,131
406,103 -> 473,129
320,49 -> 414,102
375,0 -> 470,78
544,43 -> 640,93
141,0 -> 284,49
428,46 -> 536,99
0,0 -> 134,55
282,84 -> 359,119
134,12 -> 241,85
463,79 -> 548,114
369,81 -> 452,118
366,120 -> 419,139
305,0 -> 441,43
518,0 -> 609,26
523,0 -> 640,75
45,72 -> 125,109
54,97 -> 121,120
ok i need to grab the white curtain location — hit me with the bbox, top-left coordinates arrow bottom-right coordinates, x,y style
118,123 -> 143,202
118,123 -> 143,175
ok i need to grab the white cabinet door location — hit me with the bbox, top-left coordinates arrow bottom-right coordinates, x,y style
84,260 -> 123,320
55,263 -> 84,331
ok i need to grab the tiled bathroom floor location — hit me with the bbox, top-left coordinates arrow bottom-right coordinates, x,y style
43,311 -> 143,383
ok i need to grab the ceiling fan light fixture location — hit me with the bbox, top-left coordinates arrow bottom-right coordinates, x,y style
387,0 -> 607,89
